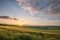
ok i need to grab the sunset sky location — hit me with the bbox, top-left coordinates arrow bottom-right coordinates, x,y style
0,0 -> 60,26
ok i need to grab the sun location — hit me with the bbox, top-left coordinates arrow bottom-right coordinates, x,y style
17,21 -> 23,26
19,24 -> 23,26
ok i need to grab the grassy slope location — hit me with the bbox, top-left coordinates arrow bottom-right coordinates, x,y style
0,25 -> 60,40
0,26 -> 60,34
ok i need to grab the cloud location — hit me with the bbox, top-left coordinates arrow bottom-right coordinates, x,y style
17,0 -> 41,15
46,0 -> 60,16
30,16 -> 48,21
16,0 -> 60,21
17,0 -> 60,16
0,16 -> 18,20
0,16 -> 12,19
13,18 -> 18,20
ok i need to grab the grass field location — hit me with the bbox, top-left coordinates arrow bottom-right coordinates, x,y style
0,24 -> 60,40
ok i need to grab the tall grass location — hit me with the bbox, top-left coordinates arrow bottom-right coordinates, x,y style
0,30 -> 60,40
0,24 -> 60,40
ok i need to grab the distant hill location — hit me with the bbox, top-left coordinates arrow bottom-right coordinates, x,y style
0,24 -> 20,27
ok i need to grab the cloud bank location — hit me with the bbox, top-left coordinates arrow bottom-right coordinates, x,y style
17,0 -> 60,16
0,16 -> 18,20
16,0 -> 60,21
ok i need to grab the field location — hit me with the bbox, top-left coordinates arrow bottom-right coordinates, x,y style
0,24 -> 60,40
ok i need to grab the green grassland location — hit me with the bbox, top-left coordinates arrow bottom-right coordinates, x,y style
0,24 -> 60,40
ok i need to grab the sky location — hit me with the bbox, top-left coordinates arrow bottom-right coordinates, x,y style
0,0 -> 60,26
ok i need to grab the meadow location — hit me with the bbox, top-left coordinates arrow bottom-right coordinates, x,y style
0,24 -> 60,40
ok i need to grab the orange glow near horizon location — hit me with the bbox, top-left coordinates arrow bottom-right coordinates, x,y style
0,18 -> 24,26
0,18 -> 60,26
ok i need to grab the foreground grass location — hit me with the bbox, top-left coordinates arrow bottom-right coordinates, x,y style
0,25 -> 60,40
